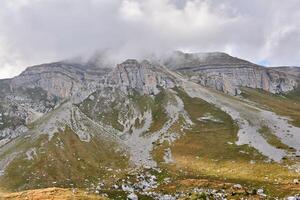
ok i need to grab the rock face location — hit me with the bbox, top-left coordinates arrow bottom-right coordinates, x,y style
0,59 -> 178,148
8,54 -> 299,98
186,66 -> 297,95
10,62 -> 111,99
163,51 -> 298,95
10,60 -> 177,98
109,59 -> 176,95
270,66 -> 300,79
1,52 -> 300,197
2,54 -> 298,148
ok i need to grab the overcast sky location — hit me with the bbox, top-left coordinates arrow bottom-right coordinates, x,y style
0,0 -> 300,79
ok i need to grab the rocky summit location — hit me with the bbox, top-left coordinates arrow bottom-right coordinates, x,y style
163,51 -> 298,95
0,51 -> 300,200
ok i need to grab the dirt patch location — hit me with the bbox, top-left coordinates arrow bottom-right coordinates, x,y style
0,187 -> 106,200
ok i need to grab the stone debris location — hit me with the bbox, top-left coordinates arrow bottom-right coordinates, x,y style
257,188 -> 267,197
163,148 -> 174,164
233,184 -> 242,190
127,192 -> 138,200
287,196 -> 300,200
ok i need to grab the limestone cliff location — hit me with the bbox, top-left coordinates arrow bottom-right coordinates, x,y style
163,51 -> 298,95
10,62 -> 111,99
109,59 -> 176,95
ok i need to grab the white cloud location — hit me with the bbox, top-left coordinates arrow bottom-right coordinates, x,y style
0,0 -> 300,79
120,0 -> 143,21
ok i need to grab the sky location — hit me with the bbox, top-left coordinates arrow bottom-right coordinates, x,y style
0,0 -> 300,79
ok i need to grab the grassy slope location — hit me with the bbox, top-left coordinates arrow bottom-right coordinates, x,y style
152,88 -> 300,197
1,86 -> 300,198
79,88 -> 126,131
79,89 -> 170,134
258,125 -> 294,152
0,88 -> 172,194
241,88 -> 300,127
0,127 -> 129,191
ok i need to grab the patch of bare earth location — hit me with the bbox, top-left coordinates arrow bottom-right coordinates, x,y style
0,187 -> 107,200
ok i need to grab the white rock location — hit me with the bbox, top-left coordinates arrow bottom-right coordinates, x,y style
257,188 -> 266,197
293,179 -> 299,184
233,184 -> 242,189
286,197 -> 300,200
127,192 -> 138,200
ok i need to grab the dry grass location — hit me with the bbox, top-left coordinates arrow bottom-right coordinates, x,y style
0,127 -> 129,191
152,88 -> 300,197
241,88 -> 300,127
258,125 -> 294,151
0,187 -> 107,200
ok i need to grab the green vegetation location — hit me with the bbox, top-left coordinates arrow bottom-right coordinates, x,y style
79,88 -> 171,134
99,190 -> 154,200
258,125 -> 293,151
285,88 -> 300,101
0,106 -> 25,130
1,86 -> 300,197
0,127 -> 129,191
152,88 -> 300,197
241,87 -> 300,127
79,88 -> 126,131
147,90 -> 169,133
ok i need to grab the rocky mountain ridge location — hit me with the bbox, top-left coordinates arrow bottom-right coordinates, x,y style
163,51 -> 299,95
8,52 -> 300,98
0,52 -> 300,199
1,52 -> 299,148
270,66 -> 300,79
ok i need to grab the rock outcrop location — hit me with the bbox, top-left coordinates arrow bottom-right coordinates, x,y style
10,59 -> 178,98
163,51 -> 298,95
185,66 -> 298,95
10,62 -> 111,99
8,53 -> 299,98
109,59 -> 176,95
270,66 -> 300,79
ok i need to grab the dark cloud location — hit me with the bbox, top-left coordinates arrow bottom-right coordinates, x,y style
0,0 -> 300,78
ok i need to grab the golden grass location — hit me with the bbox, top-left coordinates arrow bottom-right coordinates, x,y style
0,187 -> 107,200
258,125 -> 293,151
152,88 -> 300,197
241,88 -> 300,127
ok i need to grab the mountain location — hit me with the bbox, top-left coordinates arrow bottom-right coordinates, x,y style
0,52 -> 300,199
270,66 -> 300,78
162,51 -> 299,95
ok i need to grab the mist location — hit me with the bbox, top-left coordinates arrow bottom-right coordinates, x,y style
1,0 -> 300,79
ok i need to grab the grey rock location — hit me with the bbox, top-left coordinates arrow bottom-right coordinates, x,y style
163,51 -> 298,95
10,62 -> 111,99
109,59 -> 176,95
287,196 -> 300,200
127,192 -> 138,200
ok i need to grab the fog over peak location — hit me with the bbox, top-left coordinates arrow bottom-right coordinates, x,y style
1,0 -> 300,79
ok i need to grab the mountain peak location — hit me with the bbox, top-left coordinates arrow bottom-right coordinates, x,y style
111,59 -> 175,95
164,51 -> 254,70
121,59 -> 139,65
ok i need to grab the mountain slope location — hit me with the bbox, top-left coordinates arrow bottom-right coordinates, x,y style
0,53 -> 300,199
162,51 -> 299,95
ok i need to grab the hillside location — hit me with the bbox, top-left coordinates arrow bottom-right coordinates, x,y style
0,52 -> 299,199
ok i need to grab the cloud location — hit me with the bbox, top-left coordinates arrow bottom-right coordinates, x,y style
0,0 -> 300,79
